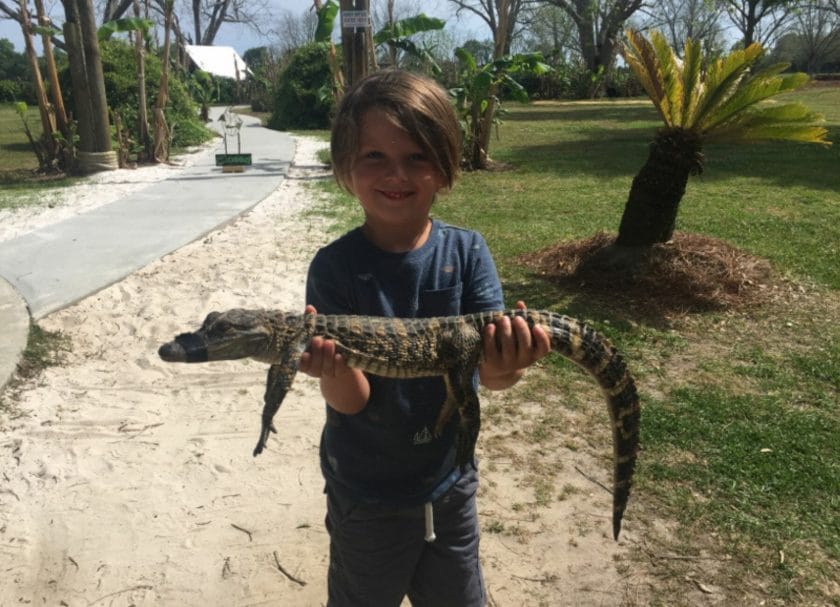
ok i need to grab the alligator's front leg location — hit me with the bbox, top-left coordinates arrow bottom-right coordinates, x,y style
254,357 -> 298,456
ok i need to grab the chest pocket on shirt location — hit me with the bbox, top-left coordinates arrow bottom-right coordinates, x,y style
418,283 -> 463,318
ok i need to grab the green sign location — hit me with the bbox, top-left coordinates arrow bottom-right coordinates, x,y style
215,153 -> 252,166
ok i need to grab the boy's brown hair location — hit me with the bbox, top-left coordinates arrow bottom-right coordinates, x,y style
330,70 -> 461,193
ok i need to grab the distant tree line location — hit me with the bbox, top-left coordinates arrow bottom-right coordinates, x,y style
1,0 -> 837,173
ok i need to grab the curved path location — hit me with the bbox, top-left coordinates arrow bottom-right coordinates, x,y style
0,109 -> 294,388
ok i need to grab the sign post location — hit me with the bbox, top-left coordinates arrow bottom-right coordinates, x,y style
340,0 -> 369,87
215,107 -> 252,172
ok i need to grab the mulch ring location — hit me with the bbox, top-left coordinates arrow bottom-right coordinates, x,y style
518,231 -> 785,316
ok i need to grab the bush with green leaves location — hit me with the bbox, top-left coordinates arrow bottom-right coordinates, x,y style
0,39 -> 36,103
60,40 -> 212,150
268,43 -> 333,131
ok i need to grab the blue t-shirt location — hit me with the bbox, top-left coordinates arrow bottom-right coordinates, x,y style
305,220 -> 504,505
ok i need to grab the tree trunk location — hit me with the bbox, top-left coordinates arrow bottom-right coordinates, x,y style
470,94 -> 496,170
76,0 -> 111,152
133,0 -> 151,161
615,128 -> 703,247
61,3 -> 93,150
19,0 -> 57,164
34,0 -> 68,139
62,0 -> 116,173
153,0 -> 174,163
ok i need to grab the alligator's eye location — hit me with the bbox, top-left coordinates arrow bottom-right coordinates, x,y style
202,311 -> 221,329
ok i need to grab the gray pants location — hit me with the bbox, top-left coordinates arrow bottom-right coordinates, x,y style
325,467 -> 486,607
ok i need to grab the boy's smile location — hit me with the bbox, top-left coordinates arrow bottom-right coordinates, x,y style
348,108 -> 447,252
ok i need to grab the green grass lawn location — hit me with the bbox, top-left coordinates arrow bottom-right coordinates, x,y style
0,102 -> 79,210
311,86 -> 840,605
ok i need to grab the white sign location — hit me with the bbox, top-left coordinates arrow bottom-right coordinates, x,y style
341,10 -> 369,28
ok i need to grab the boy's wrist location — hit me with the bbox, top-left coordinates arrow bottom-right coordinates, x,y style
479,367 -> 524,391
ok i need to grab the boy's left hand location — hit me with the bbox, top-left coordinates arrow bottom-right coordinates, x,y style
478,301 -> 551,391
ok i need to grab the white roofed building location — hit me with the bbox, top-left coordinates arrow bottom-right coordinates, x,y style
184,45 -> 252,80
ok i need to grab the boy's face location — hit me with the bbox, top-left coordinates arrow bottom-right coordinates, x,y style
348,108 -> 447,245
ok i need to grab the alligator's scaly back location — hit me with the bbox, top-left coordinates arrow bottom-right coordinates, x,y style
160,308 -> 640,539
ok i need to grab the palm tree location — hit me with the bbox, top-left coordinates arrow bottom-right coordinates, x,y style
613,29 -> 829,252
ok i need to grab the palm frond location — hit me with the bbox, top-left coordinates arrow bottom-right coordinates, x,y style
692,43 -> 763,127
622,30 -> 671,125
650,31 -> 682,126
705,124 -> 829,145
705,102 -> 829,144
701,66 -> 809,132
680,38 -> 703,127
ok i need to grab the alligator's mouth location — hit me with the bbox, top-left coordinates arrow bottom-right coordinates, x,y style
158,333 -> 208,363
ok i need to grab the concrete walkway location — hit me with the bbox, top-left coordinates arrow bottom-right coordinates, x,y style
0,108 -> 294,389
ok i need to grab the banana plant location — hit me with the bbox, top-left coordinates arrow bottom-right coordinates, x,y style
451,48 -> 551,170
97,17 -> 154,42
189,70 -> 217,122
314,0 -> 344,102
373,14 -> 445,74
615,29 -> 830,249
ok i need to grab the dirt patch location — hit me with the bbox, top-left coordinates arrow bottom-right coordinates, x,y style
519,231 -> 782,317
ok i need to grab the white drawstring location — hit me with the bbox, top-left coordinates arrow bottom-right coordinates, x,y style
424,502 -> 436,542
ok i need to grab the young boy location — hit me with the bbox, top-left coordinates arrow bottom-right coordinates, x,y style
298,70 -> 551,607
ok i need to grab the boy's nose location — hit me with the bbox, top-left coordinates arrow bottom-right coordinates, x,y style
384,159 -> 408,181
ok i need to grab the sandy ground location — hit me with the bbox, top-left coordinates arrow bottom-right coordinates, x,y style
0,137 -> 643,606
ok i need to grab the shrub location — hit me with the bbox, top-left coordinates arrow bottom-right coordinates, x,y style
268,43 -> 333,130
60,40 -> 212,151
0,79 -> 28,102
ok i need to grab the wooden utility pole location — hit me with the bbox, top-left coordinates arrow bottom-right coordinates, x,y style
339,0 -> 369,87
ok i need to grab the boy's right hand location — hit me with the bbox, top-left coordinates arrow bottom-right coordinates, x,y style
298,305 -> 370,414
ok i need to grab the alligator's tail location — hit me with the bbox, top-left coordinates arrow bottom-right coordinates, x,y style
478,309 -> 641,540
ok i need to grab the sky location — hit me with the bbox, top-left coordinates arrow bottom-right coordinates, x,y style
0,0 -> 488,57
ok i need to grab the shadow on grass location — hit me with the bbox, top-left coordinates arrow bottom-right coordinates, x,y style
496,105 -> 839,193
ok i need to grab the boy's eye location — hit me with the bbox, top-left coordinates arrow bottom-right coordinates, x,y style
364,150 -> 383,159
409,152 -> 430,162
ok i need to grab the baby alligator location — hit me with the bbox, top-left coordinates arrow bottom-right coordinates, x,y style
159,308 -> 640,539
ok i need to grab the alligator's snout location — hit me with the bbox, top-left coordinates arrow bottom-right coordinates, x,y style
158,341 -> 186,362
158,333 -> 209,363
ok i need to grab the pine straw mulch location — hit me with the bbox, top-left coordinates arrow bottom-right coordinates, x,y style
518,231 -> 786,318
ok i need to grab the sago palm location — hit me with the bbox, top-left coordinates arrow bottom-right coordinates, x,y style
615,29 -> 830,249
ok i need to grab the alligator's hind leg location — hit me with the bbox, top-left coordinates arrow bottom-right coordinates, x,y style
254,357 -> 298,456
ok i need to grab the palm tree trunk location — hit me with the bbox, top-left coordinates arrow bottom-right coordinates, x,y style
76,0 -> 112,153
616,128 -> 703,247
62,0 -> 116,173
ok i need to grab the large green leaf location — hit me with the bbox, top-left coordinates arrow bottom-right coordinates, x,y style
315,0 -> 339,43
456,47 -> 478,73
387,38 -> 442,75
98,17 -> 153,41
373,14 -> 444,43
